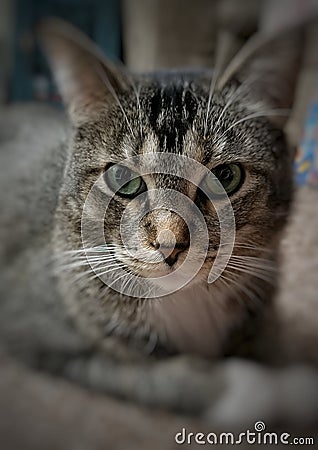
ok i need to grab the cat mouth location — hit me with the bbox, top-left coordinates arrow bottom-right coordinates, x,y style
115,246 -> 213,285
129,258 -> 205,281
135,261 -> 178,278
116,248 -> 183,274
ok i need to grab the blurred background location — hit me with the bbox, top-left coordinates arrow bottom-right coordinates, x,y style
2,0 -> 316,100
0,0 -> 121,103
0,0 -> 317,183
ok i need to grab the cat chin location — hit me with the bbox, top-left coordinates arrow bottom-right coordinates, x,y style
146,267 -> 208,295
149,273 -> 191,292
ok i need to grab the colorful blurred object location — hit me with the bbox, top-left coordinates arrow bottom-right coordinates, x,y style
295,92 -> 318,187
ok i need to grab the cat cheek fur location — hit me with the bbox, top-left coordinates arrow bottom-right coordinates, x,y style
40,19 -> 303,356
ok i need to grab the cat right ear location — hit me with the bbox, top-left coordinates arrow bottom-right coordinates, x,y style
38,18 -> 128,125
217,24 -> 305,126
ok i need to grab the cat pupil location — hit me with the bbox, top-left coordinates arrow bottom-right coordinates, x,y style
217,167 -> 233,187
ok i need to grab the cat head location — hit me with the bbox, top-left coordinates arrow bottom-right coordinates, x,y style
39,19 -> 303,299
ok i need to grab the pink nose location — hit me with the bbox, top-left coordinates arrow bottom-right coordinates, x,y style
150,228 -> 189,266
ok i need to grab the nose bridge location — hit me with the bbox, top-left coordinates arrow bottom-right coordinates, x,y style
149,171 -> 199,203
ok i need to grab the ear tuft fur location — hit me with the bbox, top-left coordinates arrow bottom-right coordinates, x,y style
38,18 -> 128,125
217,23 -> 306,124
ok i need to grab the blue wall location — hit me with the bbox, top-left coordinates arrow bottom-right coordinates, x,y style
11,0 -> 122,102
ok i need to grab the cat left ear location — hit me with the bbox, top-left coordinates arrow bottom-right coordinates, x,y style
217,24 -> 305,126
38,18 -> 128,125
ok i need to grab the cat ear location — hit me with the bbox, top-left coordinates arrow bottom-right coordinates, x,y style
38,18 -> 128,125
217,25 -> 305,125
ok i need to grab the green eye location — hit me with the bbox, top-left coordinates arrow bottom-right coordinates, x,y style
103,164 -> 146,197
202,164 -> 243,196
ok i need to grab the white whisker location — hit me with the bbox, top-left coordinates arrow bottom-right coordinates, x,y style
229,255 -> 276,271
219,242 -> 273,253
218,109 -> 290,141
86,263 -> 127,282
203,31 -> 232,137
226,262 -> 275,284
214,73 -> 262,131
94,62 -> 136,140
220,271 -> 263,307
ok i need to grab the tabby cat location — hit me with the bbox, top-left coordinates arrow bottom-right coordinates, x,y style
0,18 -> 308,415
38,19 -> 302,358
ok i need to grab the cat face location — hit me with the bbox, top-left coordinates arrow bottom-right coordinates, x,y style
40,19 -> 303,353
57,71 -> 293,295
